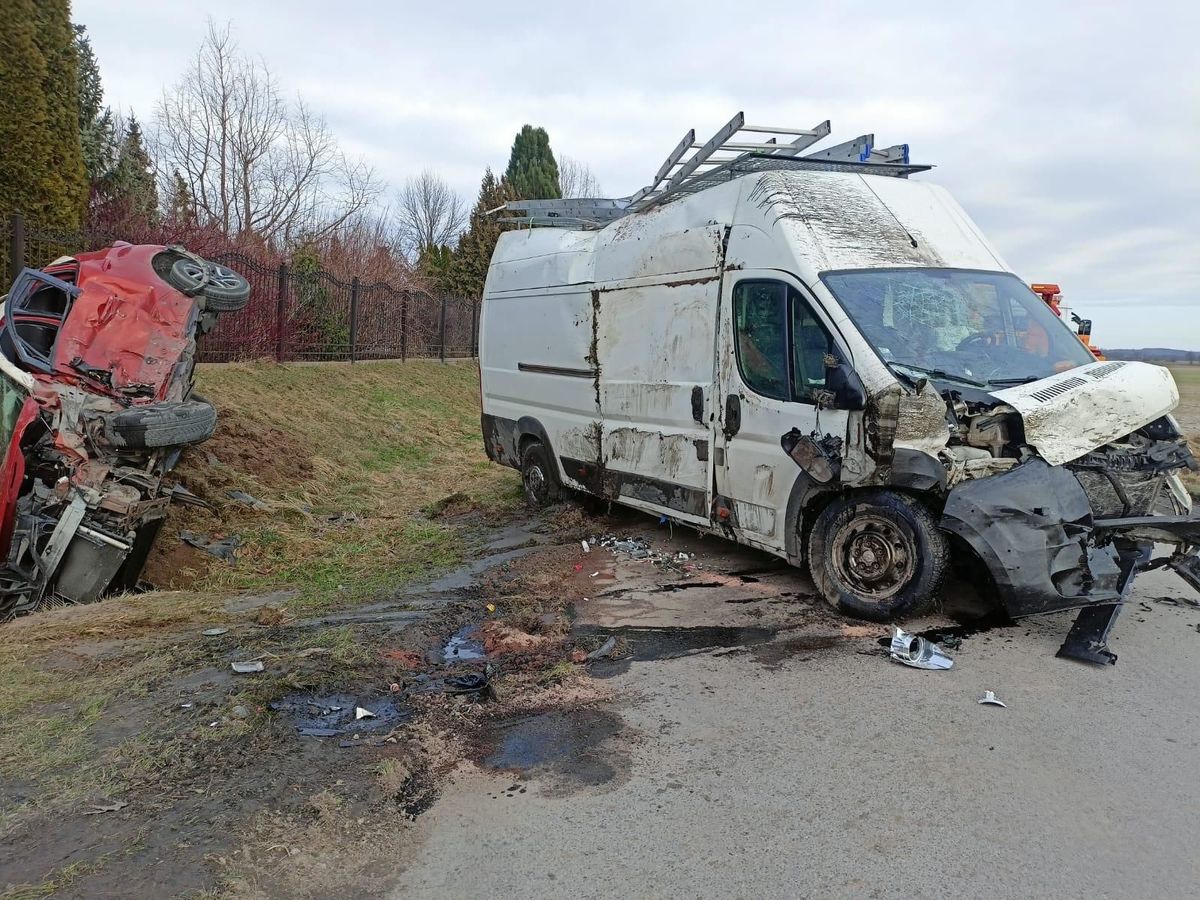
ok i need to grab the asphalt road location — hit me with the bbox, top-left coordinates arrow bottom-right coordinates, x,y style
392,533 -> 1200,899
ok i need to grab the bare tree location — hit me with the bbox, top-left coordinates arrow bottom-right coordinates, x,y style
394,170 -> 466,259
154,22 -> 379,245
559,155 -> 603,199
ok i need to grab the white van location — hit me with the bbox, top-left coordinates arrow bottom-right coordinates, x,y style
479,117 -> 1199,663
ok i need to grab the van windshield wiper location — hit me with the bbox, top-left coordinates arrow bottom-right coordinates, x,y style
987,376 -> 1039,387
890,363 -> 987,388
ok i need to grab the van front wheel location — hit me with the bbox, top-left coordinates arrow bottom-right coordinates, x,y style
808,491 -> 947,621
520,441 -> 560,507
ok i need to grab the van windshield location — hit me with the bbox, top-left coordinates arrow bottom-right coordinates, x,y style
821,268 -> 1095,388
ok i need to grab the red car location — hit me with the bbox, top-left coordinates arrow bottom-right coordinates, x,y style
0,243 -> 249,619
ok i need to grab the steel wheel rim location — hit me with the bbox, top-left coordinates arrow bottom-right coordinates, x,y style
524,464 -> 546,501
830,513 -> 916,600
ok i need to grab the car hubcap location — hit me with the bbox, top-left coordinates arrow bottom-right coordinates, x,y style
830,513 -> 915,600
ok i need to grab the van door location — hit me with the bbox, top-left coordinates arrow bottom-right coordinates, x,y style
713,272 -> 850,553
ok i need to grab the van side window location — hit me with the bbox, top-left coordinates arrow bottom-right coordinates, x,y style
734,280 -> 837,403
792,296 -> 834,400
734,282 -> 790,400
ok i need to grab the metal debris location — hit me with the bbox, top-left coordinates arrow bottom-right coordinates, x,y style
585,636 -> 618,661
889,627 -> 954,670
231,660 -> 264,674
354,706 -> 377,720
181,530 -> 242,561
170,484 -> 213,509
978,690 -> 1007,707
201,627 -> 228,637
228,489 -> 269,510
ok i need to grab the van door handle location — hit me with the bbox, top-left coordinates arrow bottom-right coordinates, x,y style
691,385 -> 704,423
724,394 -> 741,439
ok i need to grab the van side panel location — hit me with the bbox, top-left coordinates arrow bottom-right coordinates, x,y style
591,226 -> 725,524
479,287 -> 599,475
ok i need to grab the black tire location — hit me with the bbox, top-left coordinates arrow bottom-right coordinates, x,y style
107,400 -> 218,450
807,490 -> 948,621
520,441 -> 560,507
168,258 -> 250,312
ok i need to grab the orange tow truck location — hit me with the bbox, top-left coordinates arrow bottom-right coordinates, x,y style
1031,283 -> 1105,359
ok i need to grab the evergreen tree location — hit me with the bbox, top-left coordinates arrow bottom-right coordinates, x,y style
449,168 -> 517,298
31,0 -> 87,229
418,243 -> 455,293
503,125 -> 561,200
0,0 -> 55,222
107,115 -> 158,223
74,23 -> 116,189
163,169 -> 197,227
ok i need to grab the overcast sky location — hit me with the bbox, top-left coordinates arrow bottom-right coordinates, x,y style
76,0 -> 1199,349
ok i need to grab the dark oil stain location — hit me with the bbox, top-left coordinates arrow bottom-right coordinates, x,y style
481,709 -> 628,795
573,624 -> 777,663
751,634 -> 845,669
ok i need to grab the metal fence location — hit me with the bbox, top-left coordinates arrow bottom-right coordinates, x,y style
2,212 -> 479,363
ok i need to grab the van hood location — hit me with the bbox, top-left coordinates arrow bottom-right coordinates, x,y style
991,361 -> 1179,466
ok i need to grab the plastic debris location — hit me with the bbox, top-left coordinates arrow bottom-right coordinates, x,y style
231,660 -> 264,674
169,484 -> 212,509
179,702 -> 194,709
442,625 -> 486,661
589,571 -> 599,578
978,690 -> 1007,708
85,800 -> 128,815
201,627 -> 228,637
181,530 -> 242,561
581,540 -> 591,552
354,706 -> 377,720
889,627 -> 954,670
585,636 -> 618,661
228,489 -> 269,511
486,603 -> 496,613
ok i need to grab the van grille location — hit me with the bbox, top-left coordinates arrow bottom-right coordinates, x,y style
1028,376 -> 1089,403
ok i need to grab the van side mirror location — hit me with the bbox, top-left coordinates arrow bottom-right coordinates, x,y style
825,358 -> 866,411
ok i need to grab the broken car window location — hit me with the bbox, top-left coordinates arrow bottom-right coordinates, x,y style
821,268 -> 1095,387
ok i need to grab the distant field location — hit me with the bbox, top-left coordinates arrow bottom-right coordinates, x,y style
1169,366 -> 1200,497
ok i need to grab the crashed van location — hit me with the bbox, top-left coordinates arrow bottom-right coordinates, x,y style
479,115 -> 1199,663
0,243 -> 248,619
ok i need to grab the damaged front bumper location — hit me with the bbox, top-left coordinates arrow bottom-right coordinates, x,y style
940,459 -> 1200,664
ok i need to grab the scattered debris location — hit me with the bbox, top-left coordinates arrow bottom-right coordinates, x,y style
181,530 -> 242,561
179,703 -> 193,710
889,627 -> 954,670
354,706 -> 377,720
84,800 -> 128,815
231,660 -> 264,674
979,690 -> 1007,708
581,540 -> 591,552
271,693 -> 412,737
585,636 -> 618,661
227,489 -> 269,510
201,627 -> 228,637
169,484 -> 213,509
486,602 -> 496,613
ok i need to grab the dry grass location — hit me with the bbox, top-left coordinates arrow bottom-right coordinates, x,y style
0,359 -> 522,841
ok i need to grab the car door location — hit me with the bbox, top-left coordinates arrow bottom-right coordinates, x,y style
713,272 -> 851,553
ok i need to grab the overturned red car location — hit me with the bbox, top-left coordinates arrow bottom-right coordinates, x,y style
0,243 -> 249,619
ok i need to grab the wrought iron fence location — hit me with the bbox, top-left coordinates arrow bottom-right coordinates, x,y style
2,212 -> 479,363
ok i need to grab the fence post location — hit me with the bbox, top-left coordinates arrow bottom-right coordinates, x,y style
8,213 -> 25,279
275,263 -> 289,362
439,295 -> 448,362
400,293 -> 408,361
349,277 -> 360,363
470,297 -> 479,357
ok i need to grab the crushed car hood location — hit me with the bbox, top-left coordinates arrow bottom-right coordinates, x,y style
992,360 -> 1179,466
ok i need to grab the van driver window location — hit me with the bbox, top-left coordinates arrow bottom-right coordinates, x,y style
734,282 -> 789,400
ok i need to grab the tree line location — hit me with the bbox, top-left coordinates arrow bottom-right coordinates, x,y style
0,12 -> 601,298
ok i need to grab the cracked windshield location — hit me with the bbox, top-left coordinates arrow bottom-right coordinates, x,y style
823,268 -> 1096,386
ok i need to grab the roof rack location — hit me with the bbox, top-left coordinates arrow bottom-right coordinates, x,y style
496,112 -> 931,228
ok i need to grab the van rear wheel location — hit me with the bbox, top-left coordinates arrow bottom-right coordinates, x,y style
808,490 -> 947,621
520,441 -> 560,507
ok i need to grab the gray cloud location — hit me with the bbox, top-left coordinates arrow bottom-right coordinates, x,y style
76,0 -> 1200,347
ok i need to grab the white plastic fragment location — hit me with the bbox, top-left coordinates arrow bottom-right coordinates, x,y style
581,540 -> 591,553
354,706 -> 377,720
978,690 -> 1007,708
231,660 -> 264,674
889,627 -> 954,670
